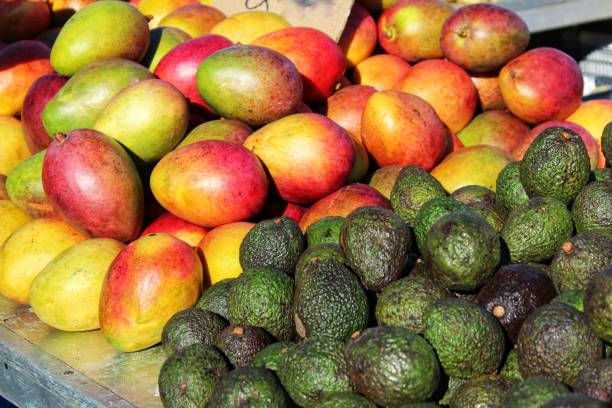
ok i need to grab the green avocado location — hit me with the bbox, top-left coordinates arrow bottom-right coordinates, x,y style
251,341 -> 295,371
496,162 -> 529,214
413,197 -> 469,253
451,185 -> 497,205
501,376 -> 568,408
214,324 -> 272,368
391,166 -> 447,226
592,168 -> 611,181
602,121 -> 611,167
295,243 -> 347,283
584,266 -> 612,343
344,326 -> 440,407
572,180 -> 612,238
574,359 -> 612,403
541,394 -> 608,408
552,289 -> 585,313
208,367 -> 289,408
196,278 -> 234,320
500,349 -> 523,382
450,375 -> 514,408
438,376 -> 467,406
313,393 -> 376,408
306,216 -> 345,247
161,308 -> 227,356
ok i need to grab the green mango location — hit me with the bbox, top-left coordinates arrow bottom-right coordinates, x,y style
50,1 -> 150,76
141,27 -> 190,72
42,59 -> 154,137
93,79 -> 189,163
6,150 -> 54,219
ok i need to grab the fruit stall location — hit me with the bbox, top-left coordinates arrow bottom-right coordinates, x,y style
0,0 -> 612,407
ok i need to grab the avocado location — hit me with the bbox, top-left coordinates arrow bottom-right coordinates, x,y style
438,377 -> 467,406
162,308 -> 228,356
239,217 -> 304,274
313,392 -> 376,408
158,343 -> 231,408
450,375 -> 514,408
293,257 -> 369,341
500,349 -> 523,382
450,185 -> 506,233
340,206 -> 412,291
476,264 -> 557,343
516,303 -> 602,386
414,197 -> 470,253
502,197 -> 573,263
423,211 -> 500,291
375,275 -> 452,333
276,336 -> 352,407
451,185 -> 497,206
344,326 -> 440,406
572,180 -> 612,238
208,367 -> 289,408
501,376 -> 568,408
466,201 -> 507,234
196,278 -> 234,320
227,267 -> 294,341
423,298 -> 505,379
496,162 -> 530,214
541,394 -> 608,408
306,216 -> 345,247
295,243 -> 348,283
584,266 -> 612,343
574,359 -> 612,403
602,121 -> 611,167
592,168 -> 611,181
401,404 -> 441,408
520,126 -> 590,204
390,166 -> 447,227
214,324 -> 273,368
552,289 -> 585,313
251,341 -> 295,371
550,233 -> 612,291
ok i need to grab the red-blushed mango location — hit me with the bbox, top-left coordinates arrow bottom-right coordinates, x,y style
398,59 -> 478,133
99,233 -> 203,352
0,41 -> 53,117
158,4 -> 225,38
21,74 -> 67,154
0,115 -> 30,176
252,27 -> 346,104
0,218 -> 88,304
339,3 -> 377,69
322,84 -> 377,143
196,45 -> 303,127
449,132 -> 465,153
256,194 -> 308,224
150,140 -> 268,228
243,113 -> 355,204
178,119 -> 252,148
378,0 -> 454,63
472,74 -> 506,111
140,212 -> 209,247
0,200 -> 31,246
511,121 -> 600,170
368,165 -> 403,199
0,0 -> 50,42
141,27 -> 191,73
299,183 -> 390,231
197,222 -> 254,286
42,129 -> 144,242
361,90 -> 448,170
352,54 -> 411,91
440,4 -> 529,73
431,145 -> 512,192
566,99 -> 612,168
137,0 -> 198,28
210,11 -> 290,44
499,48 -> 583,125
154,34 -> 232,115
29,238 -> 125,332
458,110 -> 530,154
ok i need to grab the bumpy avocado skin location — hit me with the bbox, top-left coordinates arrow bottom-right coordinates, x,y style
451,185 -> 497,206
449,375 -> 514,408
344,326 -> 440,407
572,180 -> 612,238
375,275 -> 452,333
239,217 -> 304,273
424,211 -> 500,291
517,303 -> 603,386
423,298 -> 505,379
158,344 -> 231,408
306,216 -> 345,247
340,206 -> 412,292
295,243 -> 347,283
313,392 -> 376,408
602,121 -> 611,167
214,324 -> 272,368
162,308 -> 228,356
496,162 -> 529,214
502,376 -> 569,408
541,394 -> 608,408
390,166 -> 447,226
227,267 -> 295,341
276,336 -> 353,407
584,266 -> 612,343
502,197 -> 573,263
552,289 -> 585,313
196,278 -> 234,319
574,359 -> 612,403
451,186 -> 506,233
520,126 -> 590,204
251,341 -> 294,371
500,349 -> 524,382
208,367 -> 289,408
550,232 -> 612,291
414,197 -> 469,253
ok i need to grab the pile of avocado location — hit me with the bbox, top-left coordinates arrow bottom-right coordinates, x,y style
158,125 -> 612,408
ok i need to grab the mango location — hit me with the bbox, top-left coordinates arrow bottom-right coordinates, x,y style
49,0 -> 98,26
29,238 -> 125,331
352,54 -> 411,91
0,200 -> 32,246
141,27 -> 190,72
140,212 -> 208,247
42,129 -> 144,242
42,59 -> 153,137
178,118 -> 252,148
50,1 -> 150,76
0,0 -> 50,43
158,4 -> 225,38
136,0 -> 199,28
210,11 -> 290,44
0,115 -> 30,175
93,79 -> 189,163
99,233 -> 203,352
338,4 -> 377,68
0,218 -> 88,304
0,175 -> 7,200
6,150 -> 55,218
